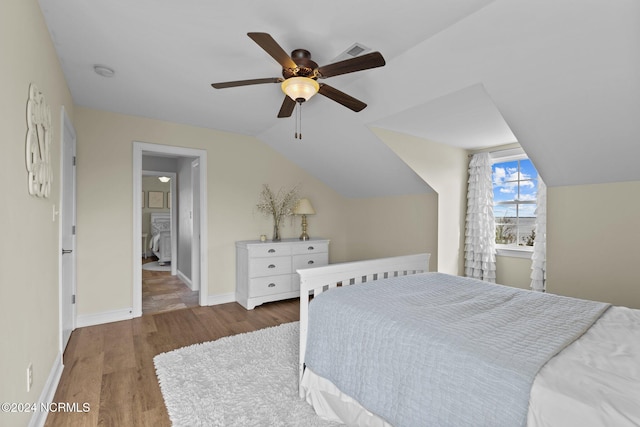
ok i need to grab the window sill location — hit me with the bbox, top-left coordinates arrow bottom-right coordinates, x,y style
496,246 -> 533,259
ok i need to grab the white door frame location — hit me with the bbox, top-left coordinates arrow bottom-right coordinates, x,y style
142,170 -> 178,276
191,159 -> 201,291
132,142 -> 208,317
59,106 -> 77,353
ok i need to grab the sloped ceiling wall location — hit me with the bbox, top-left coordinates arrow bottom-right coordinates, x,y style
361,0 -> 640,188
39,0 -> 640,196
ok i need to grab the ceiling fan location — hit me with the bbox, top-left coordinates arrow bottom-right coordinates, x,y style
211,32 -> 386,119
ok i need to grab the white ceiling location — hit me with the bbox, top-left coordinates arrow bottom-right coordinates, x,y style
38,0 -> 640,197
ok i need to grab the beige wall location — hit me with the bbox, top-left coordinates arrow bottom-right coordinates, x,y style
345,193 -> 438,272
0,0 -> 74,424
73,108 -> 439,317
74,107 -> 347,314
371,128 -> 468,275
496,255 -> 532,290
547,181 -> 640,308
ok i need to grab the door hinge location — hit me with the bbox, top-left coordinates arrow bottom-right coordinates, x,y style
72,225 -> 76,235
73,156 -> 76,166
72,294 -> 76,304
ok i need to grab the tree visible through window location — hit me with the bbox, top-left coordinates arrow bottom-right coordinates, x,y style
493,158 -> 538,247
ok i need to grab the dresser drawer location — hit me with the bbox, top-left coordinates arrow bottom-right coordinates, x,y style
292,253 -> 329,271
249,275 -> 292,297
248,244 -> 292,258
248,256 -> 291,278
291,242 -> 328,255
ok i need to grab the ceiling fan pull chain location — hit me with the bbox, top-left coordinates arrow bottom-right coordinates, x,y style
294,103 -> 299,139
298,102 -> 303,140
294,101 -> 303,140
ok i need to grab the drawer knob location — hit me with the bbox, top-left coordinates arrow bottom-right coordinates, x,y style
268,283 -> 276,287
308,260 -> 314,265
307,246 -> 315,250
268,264 -> 276,269
268,249 -> 276,253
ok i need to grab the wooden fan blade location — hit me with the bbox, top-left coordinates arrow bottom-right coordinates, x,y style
211,78 -> 281,89
318,84 -> 367,112
277,96 -> 296,118
317,52 -> 386,78
247,32 -> 297,70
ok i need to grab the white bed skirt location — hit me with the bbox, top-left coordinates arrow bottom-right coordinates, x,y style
301,367 -> 392,427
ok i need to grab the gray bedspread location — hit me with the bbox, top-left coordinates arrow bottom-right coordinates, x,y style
304,273 -> 610,427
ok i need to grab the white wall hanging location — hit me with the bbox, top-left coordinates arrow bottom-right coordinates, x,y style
26,83 -> 53,198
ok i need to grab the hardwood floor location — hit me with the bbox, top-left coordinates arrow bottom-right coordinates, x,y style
142,259 -> 199,315
44,298 -> 300,426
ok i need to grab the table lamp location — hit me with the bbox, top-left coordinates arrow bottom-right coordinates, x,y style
293,198 -> 316,241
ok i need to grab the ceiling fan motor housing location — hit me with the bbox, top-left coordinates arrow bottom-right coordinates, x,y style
283,49 -> 318,79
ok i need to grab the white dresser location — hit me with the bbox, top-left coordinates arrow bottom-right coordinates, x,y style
235,238 -> 329,310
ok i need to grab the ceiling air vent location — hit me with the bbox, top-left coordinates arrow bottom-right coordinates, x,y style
329,43 -> 371,63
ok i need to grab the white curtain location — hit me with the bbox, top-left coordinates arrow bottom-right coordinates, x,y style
530,178 -> 547,292
465,153 -> 496,282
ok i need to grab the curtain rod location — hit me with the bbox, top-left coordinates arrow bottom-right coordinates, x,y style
467,144 -> 522,158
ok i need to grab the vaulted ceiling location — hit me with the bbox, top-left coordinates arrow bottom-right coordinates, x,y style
38,0 -> 640,197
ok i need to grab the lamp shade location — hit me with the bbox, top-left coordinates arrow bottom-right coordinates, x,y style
281,77 -> 320,102
294,198 -> 316,215
158,176 -> 170,183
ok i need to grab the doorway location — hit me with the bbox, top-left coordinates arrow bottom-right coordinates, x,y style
141,171 -> 177,275
132,142 -> 208,318
141,170 -> 193,314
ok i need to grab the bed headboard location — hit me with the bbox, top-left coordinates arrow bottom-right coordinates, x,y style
150,212 -> 171,235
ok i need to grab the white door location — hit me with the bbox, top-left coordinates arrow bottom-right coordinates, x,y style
191,159 -> 201,293
60,110 -> 77,352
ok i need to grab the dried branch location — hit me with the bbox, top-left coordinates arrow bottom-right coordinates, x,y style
256,184 -> 300,227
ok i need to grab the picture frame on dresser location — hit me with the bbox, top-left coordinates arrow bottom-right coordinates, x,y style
235,238 -> 330,310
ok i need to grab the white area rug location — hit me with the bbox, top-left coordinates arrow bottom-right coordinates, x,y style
142,261 -> 171,271
154,322 -> 341,427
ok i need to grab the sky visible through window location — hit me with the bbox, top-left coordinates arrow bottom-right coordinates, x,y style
492,159 -> 538,218
493,158 -> 538,246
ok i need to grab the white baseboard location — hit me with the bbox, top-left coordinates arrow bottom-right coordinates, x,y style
75,296 -> 235,326
76,308 -> 133,328
176,270 -> 195,290
207,292 -> 235,306
28,352 -> 63,427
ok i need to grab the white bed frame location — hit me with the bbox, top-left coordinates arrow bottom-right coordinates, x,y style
297,252 -> 430,395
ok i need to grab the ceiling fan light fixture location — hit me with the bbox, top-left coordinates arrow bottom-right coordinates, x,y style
281,77 -> 319,102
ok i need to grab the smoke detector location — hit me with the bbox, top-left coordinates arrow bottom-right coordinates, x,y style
94,65 -> 115,78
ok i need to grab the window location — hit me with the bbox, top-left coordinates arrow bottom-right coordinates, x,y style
492,158 -> 538,249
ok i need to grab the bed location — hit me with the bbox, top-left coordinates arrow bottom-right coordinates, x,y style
149,212 -> 171,265
298,253 -> 640,427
